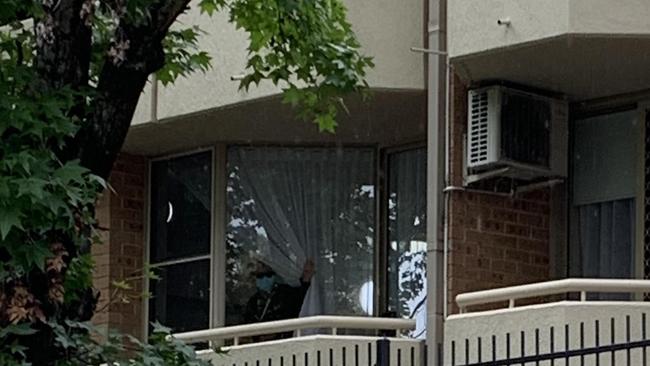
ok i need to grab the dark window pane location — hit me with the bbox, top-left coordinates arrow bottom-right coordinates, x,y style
387,148 -> 427,339
149,259 -> 210,332
150,152 -> 212,263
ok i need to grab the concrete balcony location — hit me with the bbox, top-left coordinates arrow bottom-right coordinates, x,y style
445,279 -> 650,365
174,316 -> 425,366
448,0 -> 650,99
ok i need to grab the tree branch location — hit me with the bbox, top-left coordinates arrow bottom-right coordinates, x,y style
35,0 -> 92,91
73,0 -> 192,179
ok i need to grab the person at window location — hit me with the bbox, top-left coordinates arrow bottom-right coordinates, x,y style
243,258 -> 315,330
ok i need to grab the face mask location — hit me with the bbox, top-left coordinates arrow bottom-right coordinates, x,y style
256,275 -> 275,293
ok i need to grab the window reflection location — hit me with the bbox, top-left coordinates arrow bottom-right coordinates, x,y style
387,148 -> 427,339
148,151 -> 212,333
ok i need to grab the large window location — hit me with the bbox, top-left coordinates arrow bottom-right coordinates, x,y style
148,151 -> 212,333
225,147 -> 376,326
147,145 -> 429,333
571,110 -> 639,280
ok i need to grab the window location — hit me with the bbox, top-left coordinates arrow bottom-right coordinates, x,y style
386,147 -> 427,338
147,145 -> 429,333
224,147 -> 376,326
148,151 -> 212,333
570,110 -> 639,280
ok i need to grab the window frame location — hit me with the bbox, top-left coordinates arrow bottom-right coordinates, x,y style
567,100 -> 648,282
144,147 -> 216,338
377,142 -> 427,317
144,140 -> 429,335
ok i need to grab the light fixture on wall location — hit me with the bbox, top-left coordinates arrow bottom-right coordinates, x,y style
230,74 -> 246,81
497,18 -> 511,26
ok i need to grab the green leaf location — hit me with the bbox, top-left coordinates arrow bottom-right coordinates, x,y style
9,243 -> 51,272
151,321 -> 172,335
53,161 -> 89,183
112,279 -> 133,291
0,324 -> 37,338
315,113 -> 337,133
282,86 -> 301,107
0,205 -> 23,239
199,0 -> 223,16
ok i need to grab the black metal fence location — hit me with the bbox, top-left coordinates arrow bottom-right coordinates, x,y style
449,313 -> 650,366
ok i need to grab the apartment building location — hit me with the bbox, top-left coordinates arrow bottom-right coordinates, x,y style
92,1 -> 650,365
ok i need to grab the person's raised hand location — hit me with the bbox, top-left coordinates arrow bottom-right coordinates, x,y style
301,258 -> 315,283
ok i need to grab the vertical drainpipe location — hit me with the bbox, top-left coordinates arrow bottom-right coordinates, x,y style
426,0 -> 446,365
151,73 -> 159,123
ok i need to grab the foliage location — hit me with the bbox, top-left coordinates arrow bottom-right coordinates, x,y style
199,0 -> 373,132
0,0 -> 371,364
1,319 -> 210,366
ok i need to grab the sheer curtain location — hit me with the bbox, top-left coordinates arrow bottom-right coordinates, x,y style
229,147 -> 375,318
578,199 -> 634,279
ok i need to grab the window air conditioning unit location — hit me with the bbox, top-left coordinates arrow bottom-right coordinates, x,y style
466,86 -> 568,181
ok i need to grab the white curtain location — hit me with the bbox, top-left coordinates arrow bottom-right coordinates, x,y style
230,147 -> 375,317
578,199 -> 635,279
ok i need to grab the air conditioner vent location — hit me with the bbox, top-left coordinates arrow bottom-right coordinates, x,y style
468,90 -> 490,166
468,90 -> 491,167
465,85 -> 568,182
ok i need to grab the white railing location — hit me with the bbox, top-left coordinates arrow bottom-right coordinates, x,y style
173,316 -> 416,346
456,278 -> 650,313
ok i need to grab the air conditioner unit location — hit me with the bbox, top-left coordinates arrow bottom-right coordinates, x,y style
466,86 -> 568,181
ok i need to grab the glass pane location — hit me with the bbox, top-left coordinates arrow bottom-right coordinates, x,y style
148,259 -> 210,332
387,148 -> 427,339
578,199 -> 635,279
225,147 -> 375,326
571,111 -> 638,284
150,152 -> 212,263
572,110 -> 638,205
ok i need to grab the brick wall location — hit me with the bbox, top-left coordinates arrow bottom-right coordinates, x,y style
447,74 -> 552,314
93,153 -> 147,339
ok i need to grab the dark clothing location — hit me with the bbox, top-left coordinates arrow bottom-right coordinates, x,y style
244,281 -> 310,324
243,280 -> 310,342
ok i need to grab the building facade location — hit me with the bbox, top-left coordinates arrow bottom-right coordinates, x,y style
92,1 -> 650,365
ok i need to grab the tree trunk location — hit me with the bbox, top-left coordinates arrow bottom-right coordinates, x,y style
16,1 -> 192,363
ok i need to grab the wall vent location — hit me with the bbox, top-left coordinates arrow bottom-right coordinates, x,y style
466,86 -> 568,181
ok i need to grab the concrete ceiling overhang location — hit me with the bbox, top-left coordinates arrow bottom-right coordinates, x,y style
452,35 -> 650,100
122,89 -> 426,157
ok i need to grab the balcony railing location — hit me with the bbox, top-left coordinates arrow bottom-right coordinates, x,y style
173,316 -> 425,366
447,278 -> 650,366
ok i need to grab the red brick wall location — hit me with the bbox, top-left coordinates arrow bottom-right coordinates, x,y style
447,74 -> 552,314
93,153 -> 147,339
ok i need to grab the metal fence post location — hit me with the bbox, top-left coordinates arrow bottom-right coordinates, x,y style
377,338 -> 391,366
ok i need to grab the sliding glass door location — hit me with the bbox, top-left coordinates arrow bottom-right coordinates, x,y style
571,110 -> 639,281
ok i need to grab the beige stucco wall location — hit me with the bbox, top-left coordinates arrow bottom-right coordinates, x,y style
448,0 -> 650,60
132,0 -> 425,125
570,0 -> 650,35
448,0 -> 570,59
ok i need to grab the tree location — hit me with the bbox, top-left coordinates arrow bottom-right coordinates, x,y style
0,0 -> 372,364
